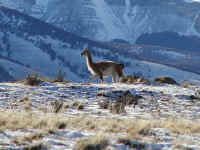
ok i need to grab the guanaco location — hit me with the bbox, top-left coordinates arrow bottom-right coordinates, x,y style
81,48 -> 124,83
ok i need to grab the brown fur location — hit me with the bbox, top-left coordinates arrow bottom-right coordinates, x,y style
81,48 -> 124,83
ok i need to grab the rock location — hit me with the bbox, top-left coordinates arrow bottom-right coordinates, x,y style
154,76 -> 178,85
190,95 -> 199,100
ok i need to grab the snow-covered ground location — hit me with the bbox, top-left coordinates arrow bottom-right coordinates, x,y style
0,81 -> 200,150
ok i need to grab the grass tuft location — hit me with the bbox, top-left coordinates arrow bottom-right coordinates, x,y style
76,134 -> 108,150
50,100 -> 64,113
120,75 -> 149,84
117,138 -> 146,149
12,132 -> 44,146
23,143 -> 46,150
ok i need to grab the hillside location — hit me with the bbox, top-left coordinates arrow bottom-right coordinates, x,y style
0,6 -> 200,82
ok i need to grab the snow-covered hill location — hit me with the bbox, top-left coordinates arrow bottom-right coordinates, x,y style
1,0 -> 200,42
0,6 -> 200,82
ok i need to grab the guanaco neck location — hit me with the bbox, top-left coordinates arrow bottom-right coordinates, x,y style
86,51 -> 94,68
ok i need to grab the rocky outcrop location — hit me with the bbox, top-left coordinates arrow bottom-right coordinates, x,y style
154,76 -> 178,85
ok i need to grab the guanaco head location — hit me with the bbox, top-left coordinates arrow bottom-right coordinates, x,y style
81,48 -> 89,56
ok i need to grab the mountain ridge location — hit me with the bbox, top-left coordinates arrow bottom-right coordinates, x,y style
1,0 -> 200,42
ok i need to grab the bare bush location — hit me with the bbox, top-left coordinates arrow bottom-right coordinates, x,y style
24,72 -> 41,86
55,69 -> 65,82
109,102 -> 126,114
50,100 -> 64,113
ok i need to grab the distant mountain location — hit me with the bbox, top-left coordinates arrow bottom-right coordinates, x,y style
0,6 -> 200,82
1,0 -> 200,43
136,31 -> 200,53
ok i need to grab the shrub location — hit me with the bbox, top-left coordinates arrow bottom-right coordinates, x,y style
55,69 -> 65,82
117,138 -> 146,149
12,133 -> 43,145
77,104 -> 84,110
72,100 -> 81,107
98,100 -> 110,109
56,122 -> 66,129
23,143 -> 45,150
20,96 -> 32,111
50,100 -> 64,113
116,91 -> 142,106
24,101 -> 32,111
119,76 -> 128,83
19,96 -> 29,103
76,135 -> 108,150
109,102 -> 126,114
24,72 -> 41,86
181,81 -> 196,88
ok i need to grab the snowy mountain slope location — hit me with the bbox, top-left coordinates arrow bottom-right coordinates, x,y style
43,0 -> 200,42
0,6 -> 200,82
1,0 -> 200,43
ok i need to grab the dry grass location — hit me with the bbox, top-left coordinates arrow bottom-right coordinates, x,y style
19,96 -> 30,103
23,143 -> 46,150
76,134 -> 108,150
119,75 -> 149,84
71,100 -> 84,110
0,109 -> 200,135
125,117 -> 200,136
12,132 -> 44,145
72,100 -> 82,107
181,80 -> 196,88
39,77 -> 68,83
50,100 -> 64,113
109,102 -> 126,114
